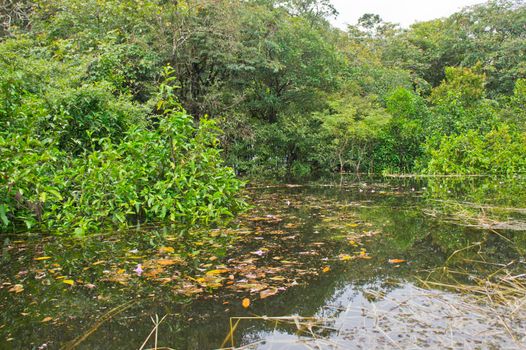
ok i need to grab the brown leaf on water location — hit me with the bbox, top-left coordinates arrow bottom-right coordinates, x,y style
175,283 -> 203,296
102,273 -> 129,285
156,259 -> 180,266
156,277 -> 172,284
143,268 -> 164,278
8,284 -> 24,293
236,282 -> 268,292
260,288 -> 278,299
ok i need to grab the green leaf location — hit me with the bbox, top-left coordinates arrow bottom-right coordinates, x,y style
0,205 -> 9,226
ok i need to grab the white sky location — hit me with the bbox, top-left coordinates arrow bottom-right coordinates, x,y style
330,0 -> 487,29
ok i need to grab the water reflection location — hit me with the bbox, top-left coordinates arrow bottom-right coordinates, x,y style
0,176 -> 525,349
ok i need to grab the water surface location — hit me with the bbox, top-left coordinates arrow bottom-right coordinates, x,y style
1,176 -> 525,349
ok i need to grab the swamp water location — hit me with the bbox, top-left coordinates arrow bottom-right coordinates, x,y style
1,176 -> 525,349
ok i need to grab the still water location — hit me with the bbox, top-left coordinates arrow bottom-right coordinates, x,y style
1,176 -> 525,349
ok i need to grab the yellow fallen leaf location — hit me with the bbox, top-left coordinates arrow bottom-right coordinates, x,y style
127,255 -> 144,259
206,269 -> 229,276
339,254 -> 352,261
269,276 -> 286,281
117,269 -> 125,274
34,256 -> 51,261
63,279 -> 74,286
322,266 -> 331,273
242,298 -> 250,308
357,254 -> 372,260
41,317 -> 53,323
159,246 -> 175,254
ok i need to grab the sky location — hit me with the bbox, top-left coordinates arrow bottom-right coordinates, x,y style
330,0 -> 486,29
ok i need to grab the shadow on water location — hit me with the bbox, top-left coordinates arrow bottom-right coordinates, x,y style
1,176 -> 525,349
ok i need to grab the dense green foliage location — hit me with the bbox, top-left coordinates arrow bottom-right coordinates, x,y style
0,39 -> 245,234
1,0 -> 526,232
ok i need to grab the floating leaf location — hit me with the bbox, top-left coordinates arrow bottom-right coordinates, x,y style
260,288 -> 278,299
357,254 -> 372,260
143,268 -> 163,278
339,254 -> 352,261
63,279 -> 74,286
8,284 -> 24,293
269,276 -> 286,281
388,259 -> 406,264
34,256 -> 51,261
176,283 -> 203,296
156,259 -> 179,266
41,317 -> 53,323
358,250 -> 372,260
242,298 -> 250,308
159,246 -> 175,254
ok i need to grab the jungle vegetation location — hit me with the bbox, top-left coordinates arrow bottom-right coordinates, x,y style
1,0 -> 525,233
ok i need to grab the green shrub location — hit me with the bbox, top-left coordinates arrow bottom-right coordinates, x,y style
424,125 -> 526,175
0,38 -> 246,234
